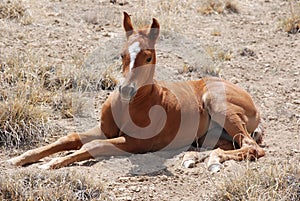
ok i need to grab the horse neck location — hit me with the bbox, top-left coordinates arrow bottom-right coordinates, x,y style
130,83 -> 156,104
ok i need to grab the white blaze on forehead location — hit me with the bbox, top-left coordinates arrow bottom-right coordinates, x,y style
128,41 -> 141,71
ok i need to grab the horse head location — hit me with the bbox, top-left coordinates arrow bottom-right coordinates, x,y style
119,12 -> 160,102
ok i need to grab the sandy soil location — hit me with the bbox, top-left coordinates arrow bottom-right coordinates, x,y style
1,0 -> 299,200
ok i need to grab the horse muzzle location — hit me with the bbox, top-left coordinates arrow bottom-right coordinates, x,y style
119,82 -> 137,102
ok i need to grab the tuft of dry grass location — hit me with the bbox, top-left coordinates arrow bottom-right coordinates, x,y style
0,0 -> 25,19
200,46 -> 232,77
0,55 -> 54,147
0,100 -> 49,147
213,162 -> 300,201
0,52 -> 90,147
202,65 -> 221,77
211,29 -> 222,36
205,46 -> 232,62
100,73 -> 118,91
0,169 -> 114,201
224,1 -> 239,14
0,0 -> 32,24
281,0 -> 300,34
198,0 -> 239,15
155,0 -> 193,37
283,16 -> 300,34
0,49 -> 113,147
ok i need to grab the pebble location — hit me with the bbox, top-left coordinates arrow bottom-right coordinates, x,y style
292,100 -> 300,105
118,176 -> 131,182
129,186 -> 140,192
182,159 -> 196,168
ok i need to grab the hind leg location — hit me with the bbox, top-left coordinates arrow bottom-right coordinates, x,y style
207,112 -> 265,172
182,138 -> 235,168
182,124 -> 236,168
7,126 -> 103,166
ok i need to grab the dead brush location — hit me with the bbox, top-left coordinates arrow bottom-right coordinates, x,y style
0,49 -> 102,147
202,65 -> 221,77
0,55 -> 60,147
132,13 -> 152,29
0,0 -> 25,19
0,100 -> 49,147
198,0 -> 239,15
99,63 -> 119,91
155,0 -> 189,36
52,92 -> 85,119
282,0 -> 300,34
205,46 -> 232,62
213,161 -> 300,201
0,169 -> 111,200
200,46 -> 232,77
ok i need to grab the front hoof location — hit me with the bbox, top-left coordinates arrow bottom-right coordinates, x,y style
208,163 -> 222,173
7,157 -> 24,166
38,163 -> 52,170
38,158 -> 63,170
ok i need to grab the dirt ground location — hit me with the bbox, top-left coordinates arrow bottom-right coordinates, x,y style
1,0 -> 300,200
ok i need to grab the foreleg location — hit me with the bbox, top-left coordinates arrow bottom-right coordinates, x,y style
8,126 -> 103,166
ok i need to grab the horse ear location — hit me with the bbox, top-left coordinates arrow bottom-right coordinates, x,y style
149,18 -> 160,42
123,12 -> 134,39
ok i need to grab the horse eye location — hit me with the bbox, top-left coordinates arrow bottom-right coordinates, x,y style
146,57 -> 152,63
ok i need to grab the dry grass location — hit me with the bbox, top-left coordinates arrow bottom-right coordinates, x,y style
211,29 -> 222,36
213,161 -> 300,201
130,0 -> 195,38
0,47 -> 116,147
0,0 -> 32,24
0,55 -> 54,147
283,16 -> 300,34
156,0 -> 194,36
0,51 -> 96,147
0,0 -> 25,19
0,169 -> 113,201
100,64 -> 119,91
198,0 -> 239,15
205,46 -> 232,62
281,1 -> 300,34
0,100 -> 49,147
200,46 -> 232,77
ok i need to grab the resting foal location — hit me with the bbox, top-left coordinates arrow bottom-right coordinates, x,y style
8,12 -> 265,171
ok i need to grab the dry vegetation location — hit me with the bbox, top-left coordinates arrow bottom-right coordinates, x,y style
281,0 -> 300,34
0,0 -> 32,25
213,162 -> 300,201
0,0 -> 25,19
0,54 -> 53,147
198,0 -> 239,15
0,49 -> 113,147
0,169 -> 114,200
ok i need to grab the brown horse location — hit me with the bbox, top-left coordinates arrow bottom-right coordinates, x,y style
8,12 -> 265,171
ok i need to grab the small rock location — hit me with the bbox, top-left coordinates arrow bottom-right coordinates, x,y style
208,163 -> 222,173
230,77 -> 239,84
129,186 -> 140,192
292,100 -> 300,104
160,175 -> 168,181
240,48 -> 256,57
182,159 -> 196,168
268,116 -> 277,120
118,176 -> 130,182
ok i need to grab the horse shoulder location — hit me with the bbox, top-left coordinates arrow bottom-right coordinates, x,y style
100,92 -> 120,139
